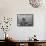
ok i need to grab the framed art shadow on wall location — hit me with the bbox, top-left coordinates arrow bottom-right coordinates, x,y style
17,14 -> 33,27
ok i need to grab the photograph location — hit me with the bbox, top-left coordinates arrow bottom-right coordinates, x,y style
17,14 -> 33,26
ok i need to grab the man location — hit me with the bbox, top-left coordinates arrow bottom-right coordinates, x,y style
20,18 -> 27,26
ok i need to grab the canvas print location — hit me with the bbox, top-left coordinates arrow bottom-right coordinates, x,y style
17,14 -> 33,26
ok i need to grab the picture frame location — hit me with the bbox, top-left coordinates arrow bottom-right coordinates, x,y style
17,14 -> 33,26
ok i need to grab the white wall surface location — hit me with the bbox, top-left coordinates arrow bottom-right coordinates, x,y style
0,0 -> 46,40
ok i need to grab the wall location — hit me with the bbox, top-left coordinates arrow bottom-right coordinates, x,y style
0,0 -> 46,40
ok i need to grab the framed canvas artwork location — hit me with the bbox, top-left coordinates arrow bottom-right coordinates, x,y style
17,14 -> 33,26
